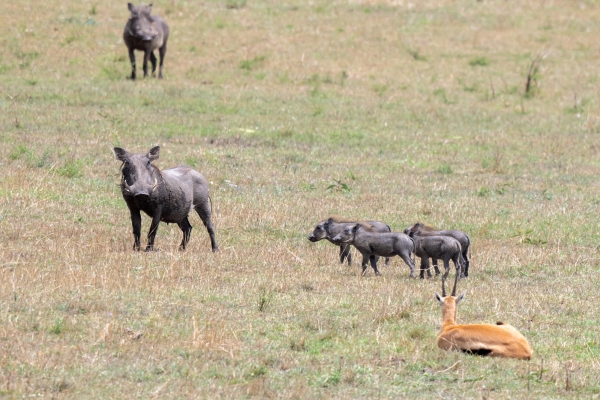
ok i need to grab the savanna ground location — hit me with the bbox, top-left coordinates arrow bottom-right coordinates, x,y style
1,0 -> 600,398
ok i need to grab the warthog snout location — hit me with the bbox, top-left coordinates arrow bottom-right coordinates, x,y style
307,234 -> 317,242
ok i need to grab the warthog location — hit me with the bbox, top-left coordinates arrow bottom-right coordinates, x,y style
332,224 -> 416,278
408,231 -> 462,280
404,222 -> 471,278
307,216 -> 391,266
123,3 -> 170,80
114,146 -> 218,252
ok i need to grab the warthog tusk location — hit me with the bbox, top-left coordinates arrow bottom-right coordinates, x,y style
152,178 -> 158,190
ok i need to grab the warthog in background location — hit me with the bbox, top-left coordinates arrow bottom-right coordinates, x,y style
408,232 -> 462,279
404,222 -> 471,278
123,3 -> 169,80
114,146 -> 218,252
332,223 -> 416,278
307,216 -> 391,266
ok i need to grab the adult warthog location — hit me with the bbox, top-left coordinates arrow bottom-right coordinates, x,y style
408,232 -> 462,280
404,222 -> 471,278
123,3 -> 169,80
332,223 -> 416,278
308,216 -> 391,266
114,146 -> 218,252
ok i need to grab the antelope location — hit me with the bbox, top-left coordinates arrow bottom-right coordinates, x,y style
434,273 -> 533,360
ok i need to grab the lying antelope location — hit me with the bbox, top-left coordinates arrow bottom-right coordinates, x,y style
434,273 -> 533,360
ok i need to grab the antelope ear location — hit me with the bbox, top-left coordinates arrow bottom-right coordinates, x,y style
434,293 -> 444,305
147,146 -> 160,161
456,291 -> 466,304
114,147 -> 129,162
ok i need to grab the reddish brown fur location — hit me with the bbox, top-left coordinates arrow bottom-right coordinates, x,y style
411,222 -> 436,231
327,216 -> 375,231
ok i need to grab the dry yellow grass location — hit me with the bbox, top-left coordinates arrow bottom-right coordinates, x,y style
1,0 -> 600,398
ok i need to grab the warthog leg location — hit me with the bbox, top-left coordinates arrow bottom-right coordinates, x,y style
399,252 -> 416,279
340,243 -> 352,265
432,258 -> 441,275
178,216 -> 192,250
145,210 -> 163,251
158,42 -> 167,79
460,253 -> 469,278
142,50 -> 153,78
419,257 -> 433,279
195,203 -> 219,252
128,48 -> 137,80
129,208 -> 142,251
359,254 -> 371,276
369,255 -> 381,276
149,52 -> 157,77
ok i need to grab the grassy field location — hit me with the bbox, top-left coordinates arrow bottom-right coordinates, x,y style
1,0 -> 600,398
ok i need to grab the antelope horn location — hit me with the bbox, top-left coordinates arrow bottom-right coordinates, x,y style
451,268 -> 459,297
441,276 -> 446,297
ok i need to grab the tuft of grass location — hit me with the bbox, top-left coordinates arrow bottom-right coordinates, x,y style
407,48 -> 427,61
57,159 -> 83,178
225,0 -> 246,9
257,286 -> 274,312
50,318 -> 64,335
436,163 -> 453,175
9,144 -> 32,161
326,179 -> 351,193
239,56 -> 266,71
469,56 -> 490,67
408,326 -> 428,340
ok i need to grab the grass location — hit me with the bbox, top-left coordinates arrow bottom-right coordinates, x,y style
1,0 -> 600,398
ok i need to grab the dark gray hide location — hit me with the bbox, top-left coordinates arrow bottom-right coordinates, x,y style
331,224 -> 416,278
114,146 -> 218,252
404,222 -> 470,277
307,218 -> 391,266
408,232 -> 461,279
123,3 -> 170,80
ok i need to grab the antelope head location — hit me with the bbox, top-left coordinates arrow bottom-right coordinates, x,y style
434,272 -> 466,322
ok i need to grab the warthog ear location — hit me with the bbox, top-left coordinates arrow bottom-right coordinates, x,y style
352,224 -> 359,232
147,146 -> 160,161
148,3 -> 153,12
127,3 -> 134,12
113,147 -> 129,162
